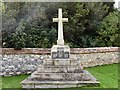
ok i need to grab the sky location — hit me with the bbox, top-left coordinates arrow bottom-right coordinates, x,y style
114,0 -> 120,8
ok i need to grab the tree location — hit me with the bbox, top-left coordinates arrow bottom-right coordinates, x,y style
11,19 -> 26,49
63,2 -> 114,47
48,27 -> 57,46
2,2 -> 117,48
96,11 -> 119,47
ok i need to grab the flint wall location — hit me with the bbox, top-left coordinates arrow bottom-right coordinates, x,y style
1,47 -> 119,76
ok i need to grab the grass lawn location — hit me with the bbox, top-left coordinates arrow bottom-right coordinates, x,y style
1,63 -> 119,89
0,77 -> 2,90
86,63 -> 118,88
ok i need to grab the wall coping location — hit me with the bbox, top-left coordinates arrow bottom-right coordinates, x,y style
1,47 -> 120,55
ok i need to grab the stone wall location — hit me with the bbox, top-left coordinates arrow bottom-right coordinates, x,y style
1,54 -> 46,76
1,47 -> 119,55
0,47 -> 119,76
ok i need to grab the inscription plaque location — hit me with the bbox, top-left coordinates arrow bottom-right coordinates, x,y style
52,47 -> 69,59
57,47 -> 64,58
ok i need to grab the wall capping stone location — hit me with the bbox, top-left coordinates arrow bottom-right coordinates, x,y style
1,47 -> 120,55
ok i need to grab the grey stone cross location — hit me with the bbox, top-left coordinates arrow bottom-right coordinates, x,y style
53,8 -> 68,45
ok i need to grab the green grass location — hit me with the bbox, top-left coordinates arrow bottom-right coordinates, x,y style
2,74 -> 29,88
0,77 -> 2,90
1,63 -> 119,89
86,63 -> 118,88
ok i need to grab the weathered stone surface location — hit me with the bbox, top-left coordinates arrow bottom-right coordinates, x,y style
21,70 -> 100,88
51,45 -> 70,59
38,59 -> 83,73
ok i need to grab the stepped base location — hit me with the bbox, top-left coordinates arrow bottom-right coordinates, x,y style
21,58 -> 100,88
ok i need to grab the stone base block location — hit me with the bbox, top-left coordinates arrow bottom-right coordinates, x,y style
43,58 -> 79,66
51,45 -> 70,59
21,70 -> 100,88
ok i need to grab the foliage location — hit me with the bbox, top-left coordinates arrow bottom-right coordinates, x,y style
96,11 -> 119,47
2,2 -> 119,48
11,19 -> 26,49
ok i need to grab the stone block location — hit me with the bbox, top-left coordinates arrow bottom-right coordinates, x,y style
51,45 -> 70,59
43,58 -> 53,65
53,59 -> 70,66
67,67 -> 76,72
16,72 -> 21,75
22,84 -> 35,88
9,72 -> 14,75
70,59 -> 78,66
35,85 -> 58,88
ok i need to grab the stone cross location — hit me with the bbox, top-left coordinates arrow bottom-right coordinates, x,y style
53,8 -> 68,45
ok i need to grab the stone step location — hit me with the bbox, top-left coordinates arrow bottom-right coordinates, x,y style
37,65 -> 83,73
31,71 -> 90,81
38,65 -> 83,69
21,78 -> 100,88
43,58 -> 79,66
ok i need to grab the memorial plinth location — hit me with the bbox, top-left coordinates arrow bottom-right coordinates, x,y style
21,8 -> 100,88
51,45 -> 70,59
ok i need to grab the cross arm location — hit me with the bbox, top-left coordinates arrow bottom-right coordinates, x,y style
62,18 -> 68,22
53,18 -> 59,22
